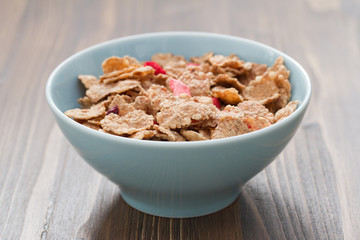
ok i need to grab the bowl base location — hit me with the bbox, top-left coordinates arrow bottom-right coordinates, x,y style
120,187 -> 240,218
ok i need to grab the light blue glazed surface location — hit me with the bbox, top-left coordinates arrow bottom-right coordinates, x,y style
46,32 -> 311,218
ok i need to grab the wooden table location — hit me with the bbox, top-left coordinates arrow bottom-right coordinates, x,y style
1,0 -> 359,239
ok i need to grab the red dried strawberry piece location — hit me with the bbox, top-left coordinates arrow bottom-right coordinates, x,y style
169,78 -> 191,97
106,106 -> 119,115
144,61 -> 166,75
211,97 -> 221,109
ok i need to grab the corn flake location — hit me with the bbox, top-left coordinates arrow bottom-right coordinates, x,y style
78,96 -> 93,109
79,75 -> 99,89
180,129 -> 208,141
238,63 -> 268,86
101,66 -> 155,84
211,106 -> 249,139
209,54 -> 244,69
132,95 -> 155,115
190,52 -> 213,65
238,100 -> 275,123
65,101 -> 106,120
101,110 -> 154,135
177,67 -> 211,96
86,80 -> 141,103
102,56 -> 133,74
87,116 -> 104,126
211,86 -> 243,105
275,100 -> 299,122
82,121 -> 101,130
164,61 -> 187,79
154,125 -> 185,141
157,98 -> 217,129
109,94 -> 135,116
129,130 -> 156,140
213,74 -> 245,92
151,53 -> 187,67
146,85 -> 176,112
243,74 -> 280,105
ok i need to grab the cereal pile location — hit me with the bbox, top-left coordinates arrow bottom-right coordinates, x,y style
65,53 -> 298,141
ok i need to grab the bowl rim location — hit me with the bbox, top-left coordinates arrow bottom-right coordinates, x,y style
46,31 -> 311,148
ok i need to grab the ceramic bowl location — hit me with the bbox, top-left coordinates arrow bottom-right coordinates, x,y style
46,32 -> 311,218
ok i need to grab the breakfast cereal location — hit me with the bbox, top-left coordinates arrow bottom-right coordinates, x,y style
64,53 -> 298,141
274,100 -> 299,122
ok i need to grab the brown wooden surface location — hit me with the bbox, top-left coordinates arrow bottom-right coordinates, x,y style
0,0 -> 359,239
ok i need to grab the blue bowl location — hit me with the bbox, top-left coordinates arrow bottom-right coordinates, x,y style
46,32 -> 311,218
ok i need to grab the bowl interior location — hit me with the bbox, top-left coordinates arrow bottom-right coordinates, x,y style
47,32 -> 310,114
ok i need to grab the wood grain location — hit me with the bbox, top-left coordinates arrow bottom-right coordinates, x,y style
0,0 -> 359,239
